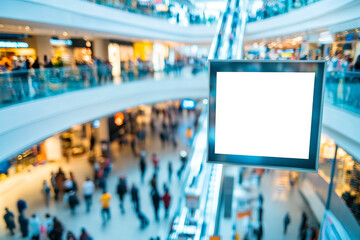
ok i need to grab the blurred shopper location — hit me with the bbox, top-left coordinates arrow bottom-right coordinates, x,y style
55,168 -> 65,199
131,136 -> 137,157
131,183 -> 140,213
258,206 -> 263,223
257,224 -> 263,240
152,153 -> 159,172
42,180 -> 51,206
17,199 -> 27,215
79,228 -> 92,240
116,176 -> 128,214
137,210 -> 150,229
3,208 -> 16,236
150,173 -> 157,191
258,193 -> 264,206
68,190 -> 79,215
70,172 -> 78,192
82,178 -> 95,213
140,152 -> 147,183
299,212 -> 308,235
283,212 -> 291,234
30,214 -> 40,240
18,213 -> 29,238
51,172 -> 59,200
161,189 -> 171,218
151,188 -> 160,221
44,55 -> 53,68
50,217 -> 64,240
44,213 -> 53,236
168,161 -> 173,182
64,178 -> 74,193
67,231 -> 77,240
100,189 -> 112,224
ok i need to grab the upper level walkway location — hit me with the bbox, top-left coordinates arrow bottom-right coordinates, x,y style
1,0 -> 359,43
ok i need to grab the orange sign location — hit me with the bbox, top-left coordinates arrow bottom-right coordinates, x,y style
210,236 -> 221,240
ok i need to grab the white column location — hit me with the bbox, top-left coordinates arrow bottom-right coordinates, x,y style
93,38 -> 109,61
34,36 -> 52,64
44,134 -> 62,161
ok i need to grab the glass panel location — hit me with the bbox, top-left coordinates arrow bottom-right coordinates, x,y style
334,147 -> 360,224
318,135 -> 336,183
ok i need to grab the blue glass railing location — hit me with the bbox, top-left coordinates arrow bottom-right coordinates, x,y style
325,71 -> 360,115
82,0 -> 218,26
0,64 -> 207,108
82,0 -> 322,25
1,66 -> 359,115
247,0 -> 322,23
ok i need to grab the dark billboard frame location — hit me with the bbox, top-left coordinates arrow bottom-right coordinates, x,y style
208,60 -> 326,172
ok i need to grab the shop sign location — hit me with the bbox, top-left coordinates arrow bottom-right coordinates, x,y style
208,60 -> 326,172
319,32 -> 334,44
49,39 -> 73,46
0,41 -> 28,48
181,99 -> 196,110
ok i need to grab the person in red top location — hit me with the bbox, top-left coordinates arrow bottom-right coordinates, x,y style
161,190 -> 171,218
152,153 -> 159,172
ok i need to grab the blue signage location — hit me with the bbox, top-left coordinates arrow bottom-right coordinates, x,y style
0,41 -> 29,48
181,99 -> 196,110
49,39 -> 73,46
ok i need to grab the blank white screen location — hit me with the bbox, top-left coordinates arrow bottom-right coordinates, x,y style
215,72 -> 315,159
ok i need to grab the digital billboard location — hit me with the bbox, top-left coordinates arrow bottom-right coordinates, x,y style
208,60 -> 326,171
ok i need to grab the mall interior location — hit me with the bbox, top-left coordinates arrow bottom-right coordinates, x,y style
0,0 -> 359,239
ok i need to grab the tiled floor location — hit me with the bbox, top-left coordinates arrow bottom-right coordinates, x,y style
218,168 -> 319,240
0,113 -> 195,240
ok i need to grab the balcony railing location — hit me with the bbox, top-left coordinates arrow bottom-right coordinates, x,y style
82,0 -> 323,25
0,64 -> 207,108
247,0 -> 322,23
1,66 -> 359,115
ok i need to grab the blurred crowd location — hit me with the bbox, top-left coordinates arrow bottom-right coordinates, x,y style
2,103 -> 201,240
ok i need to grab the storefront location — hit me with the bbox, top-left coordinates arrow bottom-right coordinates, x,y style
0,35 -> 37,71
50,38 -> 93,66
108,40 -> 134,77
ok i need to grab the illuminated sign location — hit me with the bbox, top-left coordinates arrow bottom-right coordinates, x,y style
0,41 -> 29,48
319,32 -> 334,44
114,112 -> 124,126
208,60 -> 326,172
49,39 -> 73,46
181,99 -> 196,110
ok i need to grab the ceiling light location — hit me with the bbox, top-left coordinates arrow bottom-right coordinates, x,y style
62,31 -> 68,36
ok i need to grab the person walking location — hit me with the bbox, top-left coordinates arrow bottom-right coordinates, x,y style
100,189 -> 112,225
257,224 -> 263,240
30,214 -> 40,240
116,176 -> 128,214
3,208 -> 16,236
161,189 -> 171,218
150,173 -> 157,191
18,213 -> 29,238
151,188 -> 160,221
130,183 -> 140,213
137,210 -> 150,229
79,228 -> 92,240
68,190 -> 79,215
43,180 -> 51,206
140,154 -> 146,183
51,172 -> 59,200
168,161 -> 173,182
66,231 -> 77,240
299,212 -> 308,235
258,206 -> 263,223
82,178 -> 95,213
44,213 -> 53,236
283,212 -> 291,234
152,153 -> 159,172
50,217 -> 64,240
17,199 -> 27,215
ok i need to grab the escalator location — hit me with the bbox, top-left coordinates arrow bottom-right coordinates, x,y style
167,1 -> 248,239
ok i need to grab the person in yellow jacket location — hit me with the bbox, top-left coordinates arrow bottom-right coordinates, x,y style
100,190 -> 112,224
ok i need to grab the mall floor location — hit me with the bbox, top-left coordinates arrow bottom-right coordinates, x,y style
1,113 -> 319,240
0,112 -> 195,240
